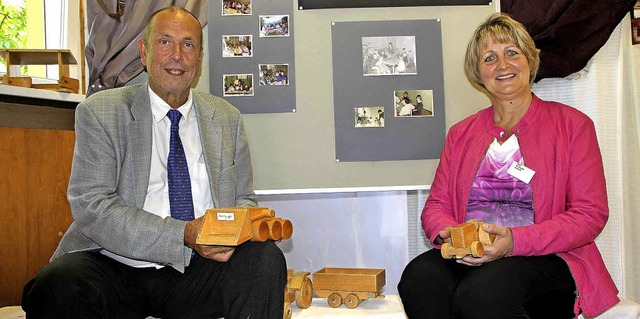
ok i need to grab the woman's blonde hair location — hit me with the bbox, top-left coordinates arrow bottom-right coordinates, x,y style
464,12 -> 540,91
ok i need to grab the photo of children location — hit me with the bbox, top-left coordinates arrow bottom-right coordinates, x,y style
259,15 -> 289,37
222,0 -> 251,15
362,36 -> 417,76
222,35 -> 253,57
223,74 -> 254,96
259,64 -> 289,86
355,107 -> 385,128
393,89 -> 434,117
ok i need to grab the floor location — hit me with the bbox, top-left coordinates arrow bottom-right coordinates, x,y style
0,296 -> 406,319
3,295 -> 639,319
291,294 -> 407,318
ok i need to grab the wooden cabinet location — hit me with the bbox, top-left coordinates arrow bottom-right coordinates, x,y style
1,49 -> 80,94
0,100 -> 76,307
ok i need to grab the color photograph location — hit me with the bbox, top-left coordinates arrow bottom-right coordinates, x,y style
393,89 -> 433,117
223,74 -> 254,96
222,0 -> 251,15
222,35 -> 253,57
259,64 -> 289,86
259,15 -> 290,37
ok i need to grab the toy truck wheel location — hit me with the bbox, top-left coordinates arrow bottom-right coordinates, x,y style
283,302 -> 292,319
470,241 -> 484,257
295,277 -> 313,309
284,290 -> 294,304
344,293 -> 360,309
441,243 -> 453,259
327,292 -> 343,308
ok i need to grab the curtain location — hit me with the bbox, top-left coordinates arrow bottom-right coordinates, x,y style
407,190 -> 431,260
501,0 -> 635,82
85,0 -> 208,96
619,15 -> 640,305
531,16 -> 640,303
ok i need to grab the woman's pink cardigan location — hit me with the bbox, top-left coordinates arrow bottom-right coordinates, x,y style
422,94 -> 619,317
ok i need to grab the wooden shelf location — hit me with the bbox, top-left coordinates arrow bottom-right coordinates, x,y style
1,49 -> 80,94
3,49 -> 77,65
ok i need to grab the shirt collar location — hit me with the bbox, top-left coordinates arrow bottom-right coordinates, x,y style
148,86 -> 194,123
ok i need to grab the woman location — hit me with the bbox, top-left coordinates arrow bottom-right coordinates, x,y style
398,13 -> 618,319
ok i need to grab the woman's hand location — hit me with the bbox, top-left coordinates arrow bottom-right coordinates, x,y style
456,223 -> 514,267
434,227 -> 452,245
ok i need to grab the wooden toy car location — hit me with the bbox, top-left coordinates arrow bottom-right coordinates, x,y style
441,219 -> 495,259
312,267 -> 385,309
196,207 -> 293,246
283,269 -> 313,319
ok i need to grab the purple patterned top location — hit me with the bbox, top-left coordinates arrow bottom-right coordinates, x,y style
465,135 -> 534,227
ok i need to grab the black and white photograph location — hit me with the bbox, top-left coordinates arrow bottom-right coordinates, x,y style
355,107 -> 385,128
223,74 -> 254,96
259,64 -> 289,86
393,89 -> 433,117
259,15 -> 290,37
222,35 -> 253,57
362,36 -> 417,76
222,0 -> 252,15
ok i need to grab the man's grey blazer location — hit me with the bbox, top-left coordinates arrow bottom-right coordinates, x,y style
53,83 -> 257,272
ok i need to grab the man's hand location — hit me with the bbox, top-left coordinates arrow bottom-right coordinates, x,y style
456,223 -> 513,267
184,216 -> 235,262
196,245 -> 235,262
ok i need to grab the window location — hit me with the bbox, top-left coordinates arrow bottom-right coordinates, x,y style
0,0 -> 84,94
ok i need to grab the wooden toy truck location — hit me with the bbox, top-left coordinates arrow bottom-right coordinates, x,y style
441,219 -> 496,259
283,269 -> 313,319
196,207 -> 293,246
312,267 -> 385,309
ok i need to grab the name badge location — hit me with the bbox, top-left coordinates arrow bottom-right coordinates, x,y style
507,161 -> 535,184
217,212 -> 235,221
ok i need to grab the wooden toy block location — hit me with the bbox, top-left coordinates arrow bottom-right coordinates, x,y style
196,207 -> 253,246
441,219 -> 495,259
59,75 -> 79,92
196,207 -> 293,246
275,218 -> 293,239
312,267 -> 385,309
4,76 -> 32,88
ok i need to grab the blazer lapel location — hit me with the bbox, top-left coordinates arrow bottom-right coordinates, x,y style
127,85 -> 153,208
194,95 -> 222,208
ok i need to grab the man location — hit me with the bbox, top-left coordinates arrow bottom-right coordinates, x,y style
22,6 -> 286,319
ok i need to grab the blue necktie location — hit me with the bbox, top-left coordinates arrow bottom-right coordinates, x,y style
167,109 -> 195,221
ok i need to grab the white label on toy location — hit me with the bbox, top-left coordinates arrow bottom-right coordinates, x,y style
217,212 -> 235,221
507,161 -> 535,184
